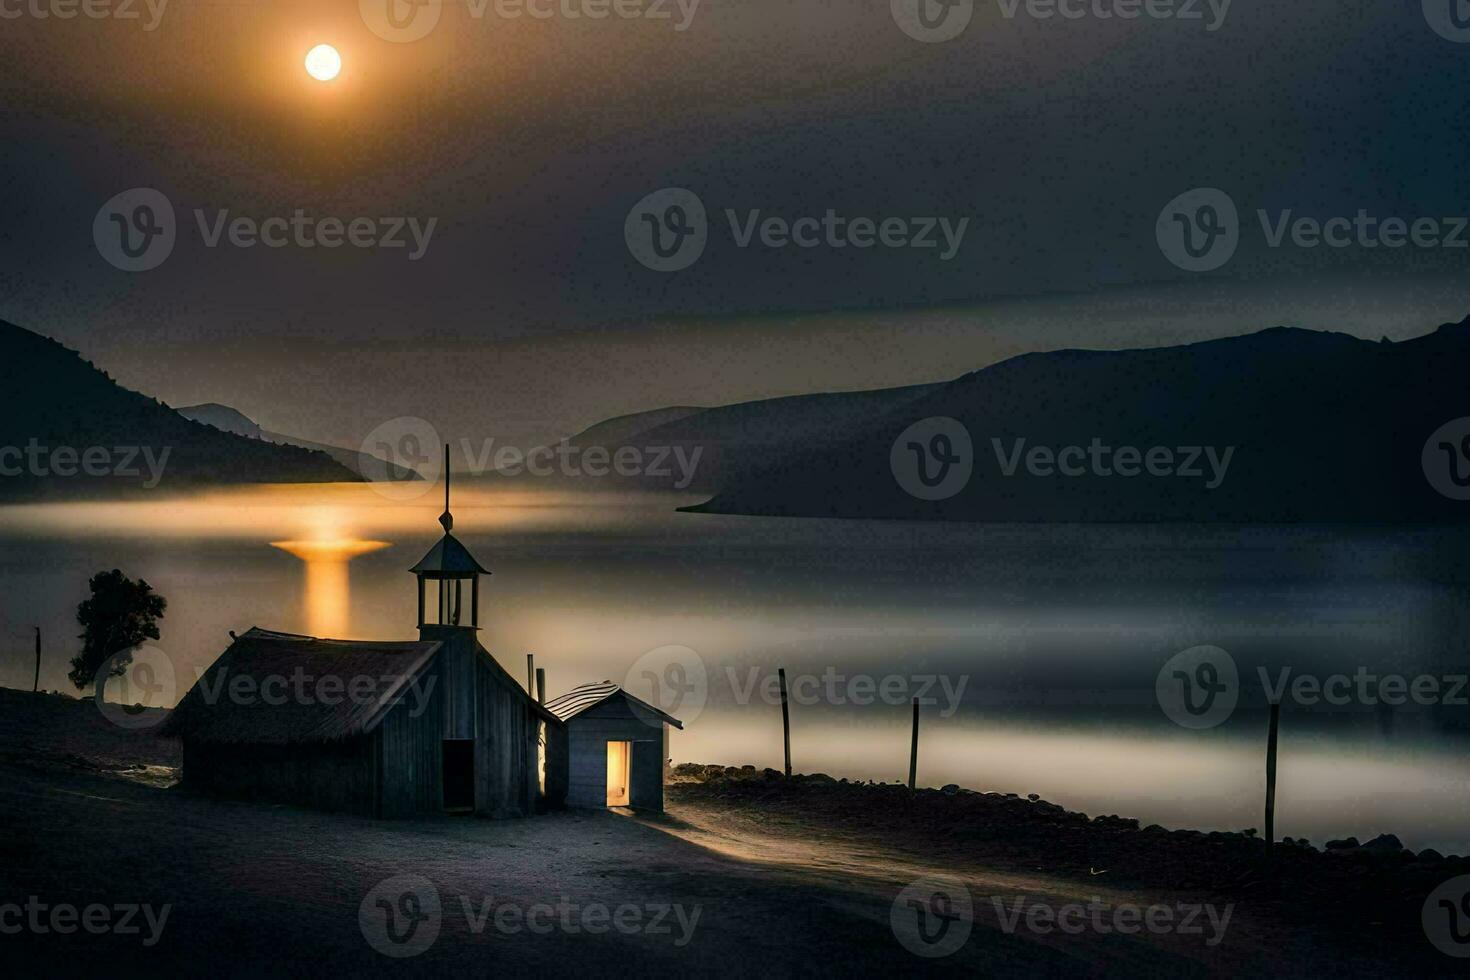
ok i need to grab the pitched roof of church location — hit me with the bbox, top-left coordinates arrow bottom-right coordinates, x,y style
543,680 -> 684,729
409,532 -> 488,575
160,628 -> 443,744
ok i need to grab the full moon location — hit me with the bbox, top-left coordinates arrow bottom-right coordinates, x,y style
304,44 -> 341,82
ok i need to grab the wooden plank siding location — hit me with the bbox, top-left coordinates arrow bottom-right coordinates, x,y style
434,629 -> 477,740
473,649 -> 537,816
373,655 -> 445,818
177,628 -> 567,819
421,625 -> 568,817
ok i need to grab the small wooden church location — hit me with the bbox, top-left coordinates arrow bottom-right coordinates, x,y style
544,681 -> 682,812
163,460 -> 568,818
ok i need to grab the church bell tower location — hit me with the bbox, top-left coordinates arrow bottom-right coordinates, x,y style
410,444 -> 488,633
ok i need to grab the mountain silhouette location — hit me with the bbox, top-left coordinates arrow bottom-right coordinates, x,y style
552,384 -> 942,493
570,406 -> 707,448
177,403 -> 421,481
0,320 -> 359,497
175,403 -> 264,440
653,319 -> 1470,522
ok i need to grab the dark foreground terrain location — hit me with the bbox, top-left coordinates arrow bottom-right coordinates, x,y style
668,764 -> 1466,974
0,689 -> 1462,976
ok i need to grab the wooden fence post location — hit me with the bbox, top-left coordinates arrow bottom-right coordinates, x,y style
908,698 -> 919,790
778,667 -> 792,777
1264,698 -> 1281,858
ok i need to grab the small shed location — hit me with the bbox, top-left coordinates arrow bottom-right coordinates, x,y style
543,681 -> 683,812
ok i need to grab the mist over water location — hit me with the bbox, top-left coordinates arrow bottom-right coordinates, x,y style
2,483 -> 1467,850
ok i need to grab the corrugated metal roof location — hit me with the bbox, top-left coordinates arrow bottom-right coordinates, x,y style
543,680 -> 683,729
543,681 -> 619,719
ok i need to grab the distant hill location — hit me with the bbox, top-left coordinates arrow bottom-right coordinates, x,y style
176,403 -> 420,481
541,384 -> 941,493
570,406 -> 707,448
0,320 -> 360,497
175,403 -> 264,440
678,318 -> 1470,522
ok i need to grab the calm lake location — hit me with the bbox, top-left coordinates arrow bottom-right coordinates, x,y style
2,483 -> 1468,851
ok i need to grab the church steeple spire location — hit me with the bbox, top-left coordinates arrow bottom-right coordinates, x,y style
410,443 -> 489,631
439,443 -> 454,534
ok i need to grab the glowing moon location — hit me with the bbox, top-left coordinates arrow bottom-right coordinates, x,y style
304,44 -> 341,82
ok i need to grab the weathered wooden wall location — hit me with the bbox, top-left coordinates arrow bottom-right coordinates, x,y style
373,656 -> 445,818
436,628 -> 476,740
180,631 -> 568,819
472,649 -> 537,817
422,625 -> 567,817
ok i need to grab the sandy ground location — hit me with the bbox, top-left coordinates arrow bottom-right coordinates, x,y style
0,690 -> 1457,975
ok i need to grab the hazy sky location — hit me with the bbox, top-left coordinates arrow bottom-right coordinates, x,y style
2,1 -> 1469,445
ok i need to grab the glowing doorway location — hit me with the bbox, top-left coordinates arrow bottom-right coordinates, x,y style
606,741 -> 631,806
